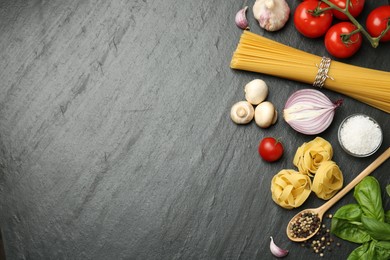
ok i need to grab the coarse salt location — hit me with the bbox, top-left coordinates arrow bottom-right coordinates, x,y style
339,115 -> 382,156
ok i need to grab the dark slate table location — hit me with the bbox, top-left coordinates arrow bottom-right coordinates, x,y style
0,0 -> 389,259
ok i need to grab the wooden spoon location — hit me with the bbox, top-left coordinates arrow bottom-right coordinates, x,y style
286,147 -> 390,242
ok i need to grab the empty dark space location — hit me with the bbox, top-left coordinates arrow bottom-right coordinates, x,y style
0,0 -> 389,259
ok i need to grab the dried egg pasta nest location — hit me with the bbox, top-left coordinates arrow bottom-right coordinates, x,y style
271,169 -> 312,209
312,161 -> 343,200
293,137 -> 333,176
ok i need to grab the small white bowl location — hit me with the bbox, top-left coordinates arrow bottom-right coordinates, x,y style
338,114 -> 382,157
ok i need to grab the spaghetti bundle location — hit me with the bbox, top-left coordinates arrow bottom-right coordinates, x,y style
230,30 -> 390,113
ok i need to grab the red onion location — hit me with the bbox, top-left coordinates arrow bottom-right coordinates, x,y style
283,89 -> 342,135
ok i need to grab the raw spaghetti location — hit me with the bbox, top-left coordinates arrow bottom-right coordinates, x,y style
230,30 -> 390,113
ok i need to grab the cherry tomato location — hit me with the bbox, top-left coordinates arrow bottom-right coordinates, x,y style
258,137 -> 284,162
366,5 -> 390,42
294,0 -> 333,38
328,0 -> 365,20
325,22 -> 362,58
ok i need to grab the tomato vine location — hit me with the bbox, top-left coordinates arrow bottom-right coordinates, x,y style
319,0 -> 390,47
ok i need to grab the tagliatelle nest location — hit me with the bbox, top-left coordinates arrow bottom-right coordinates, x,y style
312,161 -> 343,200
293,137 -> 333,176
271,169 -> 312,209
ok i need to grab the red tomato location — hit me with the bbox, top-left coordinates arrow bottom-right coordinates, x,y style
294,0 -> 333,38
258,137 -> 284,162
328,0 -> 365,20
325,22 -> 362,58
366,5 -> 390,42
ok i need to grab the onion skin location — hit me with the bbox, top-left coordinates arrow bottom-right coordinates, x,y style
283,89 -> 342,135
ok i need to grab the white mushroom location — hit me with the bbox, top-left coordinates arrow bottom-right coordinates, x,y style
254,101 -> 278,128
244,79 -> 269,105
230,101 -> 255,124
253,0 -> 290,32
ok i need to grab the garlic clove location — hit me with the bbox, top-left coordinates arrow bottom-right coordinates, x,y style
244,79 -> 268,105
270,236 -> 289,258
235,6 -> 249,30
230,101 -> 254,124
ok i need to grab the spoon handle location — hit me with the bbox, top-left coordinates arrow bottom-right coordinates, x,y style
319,147 -> 390,214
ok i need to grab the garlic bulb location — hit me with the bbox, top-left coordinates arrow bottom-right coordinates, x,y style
244,79 -> 268,105
230,101 -> 255,124
253,0 -> 290,31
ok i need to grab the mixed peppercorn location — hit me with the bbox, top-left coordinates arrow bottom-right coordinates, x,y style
301,214 -> 341,257
289,212 -> 321,239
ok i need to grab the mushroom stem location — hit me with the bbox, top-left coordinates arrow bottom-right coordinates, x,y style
230,101 -> 255,124
236,107 -> 248,118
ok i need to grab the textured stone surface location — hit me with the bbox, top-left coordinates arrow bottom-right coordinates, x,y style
0,0 -> 389,259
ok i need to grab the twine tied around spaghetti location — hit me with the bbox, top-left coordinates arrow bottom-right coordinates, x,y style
313,57 -> 334,88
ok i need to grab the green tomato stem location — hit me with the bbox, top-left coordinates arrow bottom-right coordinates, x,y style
341,28 -> 361,45
345,0 -> 351,12
375,19 -> 390,42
